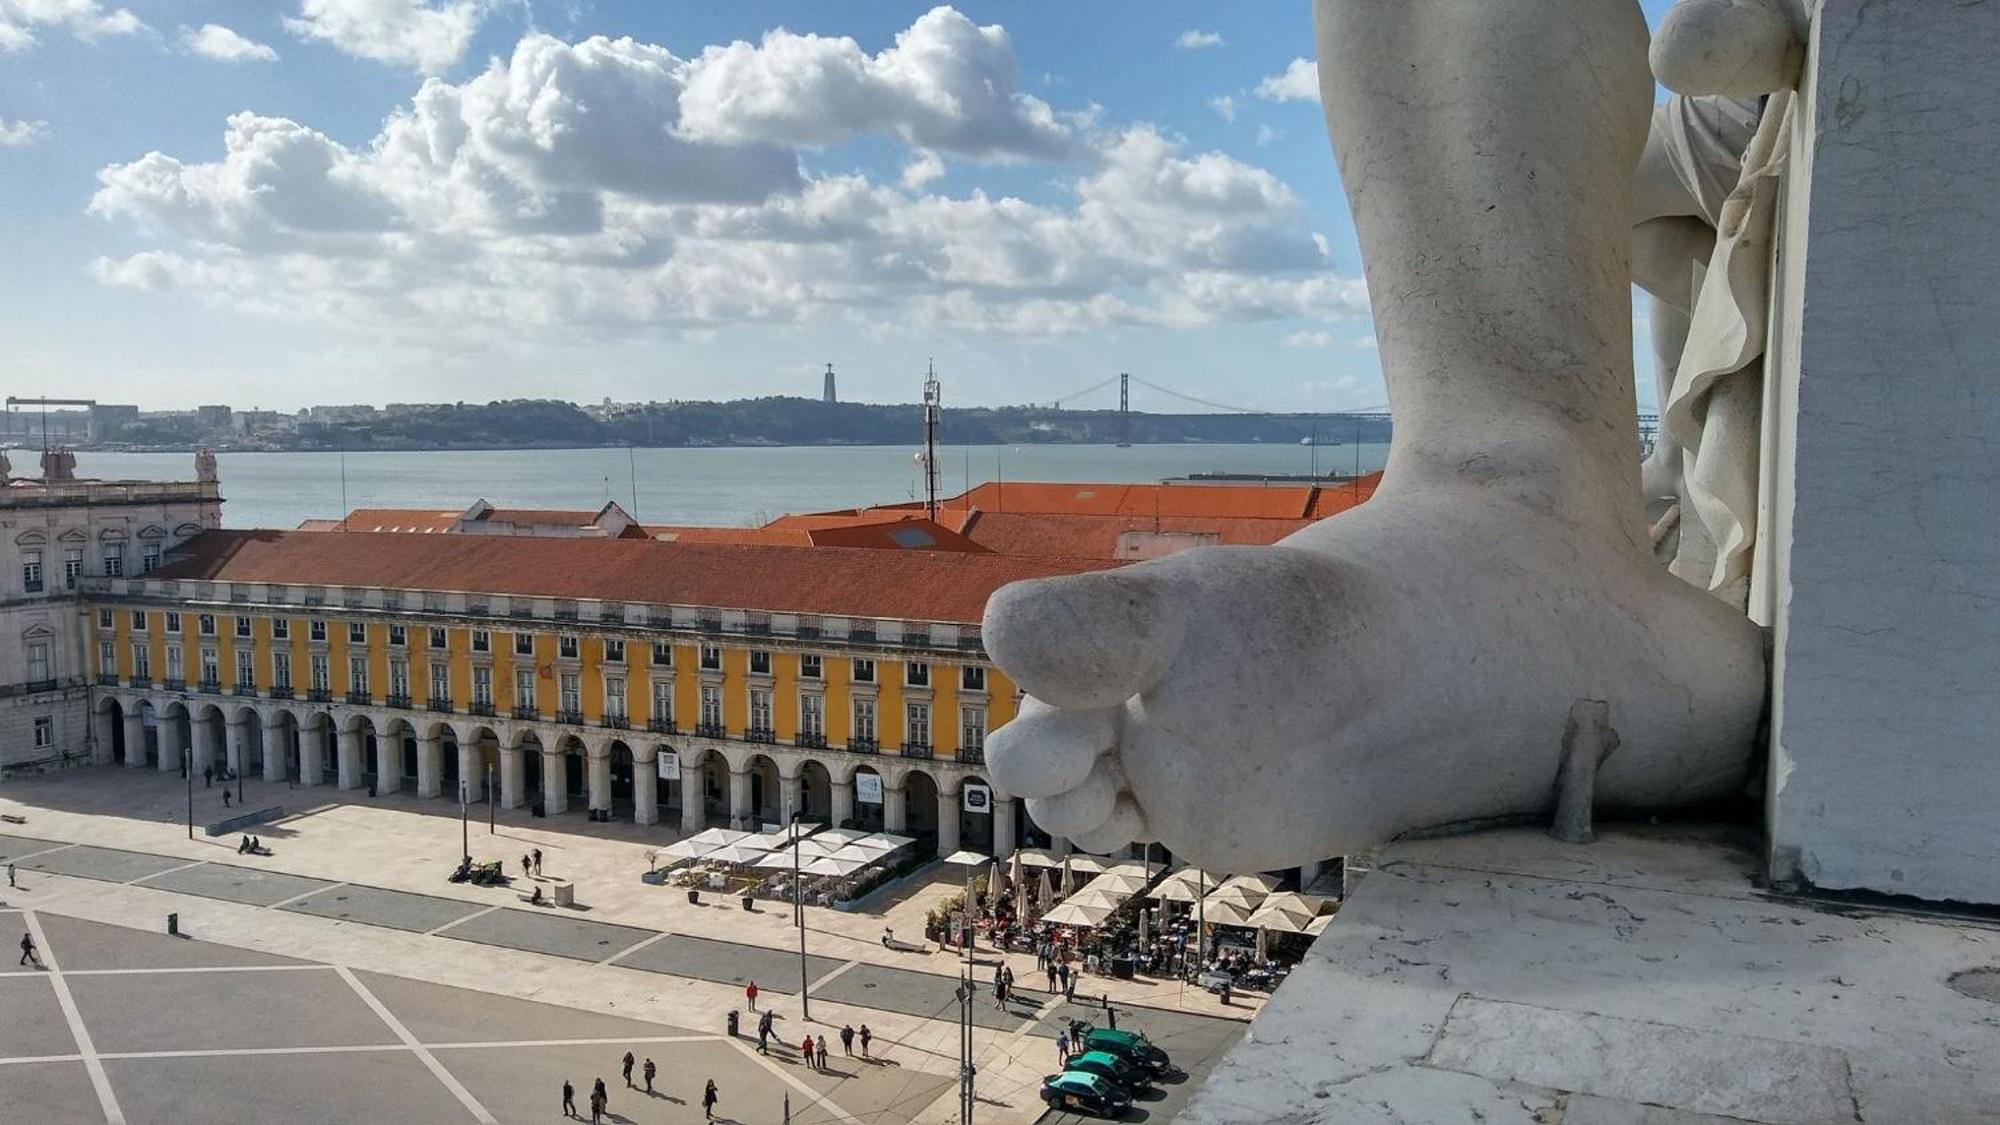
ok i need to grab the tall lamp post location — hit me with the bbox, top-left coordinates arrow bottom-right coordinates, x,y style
793,817 -> 812,1020
183,745 -> 194,840
459,779 -> 471,864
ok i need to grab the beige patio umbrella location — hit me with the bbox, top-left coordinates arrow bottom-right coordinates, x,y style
1218,872 -> 1283,895
1305,913 -> 1335,936
1012,848 -> 1062,868
1041,899 -> 1115,928
702,841 -> 775,866
1065,854 -> 1111,875
1090,871 -> 1150,894
1245,893 -> 1329,934
1149,867 -> 1218,902
1195,893 -> 1258,927
1011,849 -> 1028,917
1036,869 -> 1055,914
803,853 -> 872,877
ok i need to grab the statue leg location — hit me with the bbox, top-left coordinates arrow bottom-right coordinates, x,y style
981,0 -> 1765,870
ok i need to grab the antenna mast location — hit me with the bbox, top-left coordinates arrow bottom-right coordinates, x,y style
922,360 -> 942,520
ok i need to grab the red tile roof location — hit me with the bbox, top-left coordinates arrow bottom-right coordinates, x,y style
153,530 -> 1115,624
307,508 -> 463,533
648,515 -> 985,553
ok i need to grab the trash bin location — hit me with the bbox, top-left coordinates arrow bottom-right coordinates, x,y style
741,895 -> 754,911
726,1009 -> 740,1038
167,912 -> 179,936
1112,956 -> 1136,981
688,889 -> 700,905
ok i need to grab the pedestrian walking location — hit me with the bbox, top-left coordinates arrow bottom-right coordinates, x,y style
859,1024 -> 872,1057
1056,1030 -> 1070,1064
642,1057 -> 656,1094
562,1079 -> 577,1118
589,1089 -> 604,1124
745,980 -> 759,1011
7,862 -> 16,888
203,765 -> 213,788
702,1079 -> 718,1121
1046,962 -> 1058,992
840,1024 -> 855,1055
19,932 -> 38,967
592,1076 -> 607,1116
221,789 -> 231,808
1064,969 -> 1078,1002
622,1051 -> 635,1087
522,853 -> 532,878
800,1034 -> 814,1068
533,847 -> 544,875
816,1034 -> 828,1069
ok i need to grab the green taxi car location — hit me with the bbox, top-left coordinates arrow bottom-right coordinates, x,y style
1077,1026 -> 1174,1076
1040,1070 -> 1131,1117
1063,1049 -> 1152,1094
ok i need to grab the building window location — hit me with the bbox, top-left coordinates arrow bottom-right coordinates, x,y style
429,661 -> 448,703
800,693 -> 825,739
604,639 -> 625,664
605,675 -> 627,720
165,612 -> 182,635
98,608 -> 113,629
905,701 -> 931,747
852,697 -> 877,742
515,632 -> 535,656
236,648 -> 254,689
310,653 -> 330,692
21,551 -> 43,594
961,705 -> 987,751
905,662 -> 929,688
349,622 -> 366,644
273,651 -> 293,690
853,658 -> 875,683
559,672 -> 581,715
699,684 -> 723,729
471,629 -> 490,653
142,544 -> 161,573
33,717 -> 52,749
200,647 -> 219,685
699,645 -> 721,671
131,610 -> 146,631
98,639 -> 114,673
103,550 -> 123,577
515,668 -> 536,711
749,688 -> 772,733
473,666 -> 493,706
234,616 -> 251,638
390,659 -> 409,700
166,646 -> 184,681
750,650 -> 772,676
309,619 -> 327,642
428,627 -> 446,648
961,666 -> 986,692
558,635 -> 579,660
63,548 -> 82,589
26,642 -> 51,683
197,614 -> 216,636
651,642 -> 673,666
348,654 -> 369,695
272,618 -> 290,639
388,625 -> 407,647
800,654 -> 823,680
133,643 -> 150,680
651,680 -> 674,726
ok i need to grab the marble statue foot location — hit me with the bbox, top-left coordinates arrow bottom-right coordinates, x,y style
981,485 -> 1766,871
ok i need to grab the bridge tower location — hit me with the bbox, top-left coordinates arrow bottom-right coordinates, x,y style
1118,373 -> 1131,448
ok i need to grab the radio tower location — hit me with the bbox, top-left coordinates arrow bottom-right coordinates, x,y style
922,359 -> 942,520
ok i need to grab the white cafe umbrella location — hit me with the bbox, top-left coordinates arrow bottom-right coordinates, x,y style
1305,913 -> 1335,936
752,853 -> 798,872
941,850 -> 989,869
988,859 -> 1007,899
1195,893 -> 1258,928
685,828 -> 750,849
1245,893 -> 1328,934
816,828 -> 868,846
702,842 -> 774,866
827,845 -> 885,865
1010,849 -> 1028,910
1042,900 -> 1114,928
663,837 -> 720,861
1065,854 -> 1111,875
1012,848 -> 1062,868
803,854 -> 871,877
855,832 -> 916,852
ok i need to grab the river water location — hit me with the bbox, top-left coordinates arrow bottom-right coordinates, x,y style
68,444 -> 1391,530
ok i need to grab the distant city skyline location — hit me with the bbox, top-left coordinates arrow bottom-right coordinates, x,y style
2,1 -> 1678,414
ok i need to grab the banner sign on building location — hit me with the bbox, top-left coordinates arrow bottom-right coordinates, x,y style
856,773 -> 883,804
962,783 -> 992,814
656,750 -> 679,780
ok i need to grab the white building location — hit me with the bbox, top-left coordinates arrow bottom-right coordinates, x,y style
0,452 -> 220,774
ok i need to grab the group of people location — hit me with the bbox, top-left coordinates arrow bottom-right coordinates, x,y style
521,848 -> 545,877
1034,940 -> 1084,1001
560,1054 -> 701,1123
990,962 -> 1018,1009
235,834 -> 269,855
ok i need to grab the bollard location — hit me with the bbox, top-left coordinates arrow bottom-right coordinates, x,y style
167,912 -> 179,936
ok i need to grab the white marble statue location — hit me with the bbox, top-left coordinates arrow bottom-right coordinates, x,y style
195,447 -> 219,483
980,1 -> 1770,872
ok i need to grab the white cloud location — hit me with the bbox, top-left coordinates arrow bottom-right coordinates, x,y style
285,0 -> 489,75
1175,30 -> 1222,50
1208,95 -> 1237,123
1254,124 -> 1279,147
0,0 -> 142,51
1284,330 -> 1333,348
1255,57 -> 1319,103
1354,333 -> 1377,349
0,116 -> 48,146
182,24 -> 279,62
89,13 -> 1365,344
676,6 -> 1070,161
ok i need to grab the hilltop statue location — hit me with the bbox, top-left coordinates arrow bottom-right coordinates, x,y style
194,448 -> 219,483
980,0 -> 1783,871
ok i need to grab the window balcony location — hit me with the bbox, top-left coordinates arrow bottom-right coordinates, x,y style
900,741 -> 935,759
698,617 -> 723,634
164,678 -> 186,692
556,708 -> 584,725
469,701 -> 496,717
199,678 -> 222,694
959,744 -> 985,765
848,736 -> 879,754
850,628 -> 877,644
695,721 -> 727,739
96,673 -> 118,686
233,683 -> 257,697
23,678 -> 58,694
511,704 -> 540,720
794,732 -> 827,750
386,693 -> 412,710
746,727 -> 776,744
426,697 -> 453,713
600,713 -> 630,730
269,686 -> 294,700
646,717 -> 678,734
346,689 -> 372,705
308,688 -> 333,703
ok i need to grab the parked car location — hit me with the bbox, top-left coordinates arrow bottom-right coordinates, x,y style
1063,1049 -> 1152,1094
1041,1071 -> 1131,1118
1075,1025 -> 1174,1076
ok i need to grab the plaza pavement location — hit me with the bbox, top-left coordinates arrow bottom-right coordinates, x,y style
0,766 -> 1251,1124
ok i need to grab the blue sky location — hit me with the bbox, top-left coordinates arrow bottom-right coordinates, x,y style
1,1 -> 1676,414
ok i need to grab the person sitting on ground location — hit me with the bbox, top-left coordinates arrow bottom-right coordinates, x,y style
238,834 -> 251,853
531,885 -> 545,906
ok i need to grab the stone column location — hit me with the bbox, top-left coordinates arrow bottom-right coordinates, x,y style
936,785 -> 962,857
777,761 -> 801,825
727,767 -> 753,831
587,748 -> 611,815
224,716 -> 248,779
883,781 -> 907,834
416,732 -> 443,798
541,748 -> 568,815
198,713 -> 224,776
91,707 -> 116,766
159,717 -> 185,774
633,749 -> 659,827
123,710 -> 148,769
262,715 -> 287,782
458,743 -> 482,802
993,793 -> 1017,858
336,726 -> 365,790
680,761 -> 705,834
299,724 -> 325,787
377,729 -> 403,796
831,774 -> 855,830
501,746 -> 524,808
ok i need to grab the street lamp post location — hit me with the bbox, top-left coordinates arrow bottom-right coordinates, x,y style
794,819 -> 811,1020
459,779 -> 470,865
487,762 -> 495,833
184,746 -> 194,840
